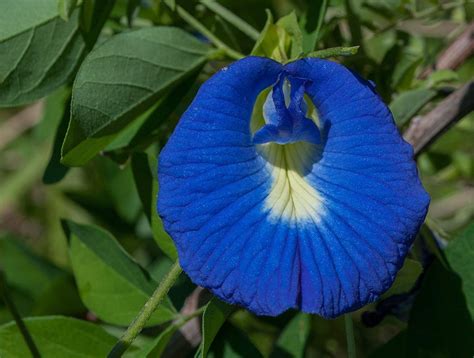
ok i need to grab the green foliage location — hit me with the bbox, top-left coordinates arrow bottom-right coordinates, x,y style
62,27 -> 210,166
0,316 -> 140,357
272,313 -> 310,358
0,0 -> 85,107
197,298 -> 235,358
64,220 -> 176,326
0,0 -> 473,357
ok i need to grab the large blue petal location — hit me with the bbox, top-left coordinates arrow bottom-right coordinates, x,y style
158,56 -> 430,318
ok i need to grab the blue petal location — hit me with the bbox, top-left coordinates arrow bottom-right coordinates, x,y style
158,57 -> 430,318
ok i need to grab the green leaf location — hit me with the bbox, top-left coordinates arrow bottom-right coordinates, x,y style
272,313 -> 310,358
390,88 -> 437,127
131,152 -> 178,260
381,258 -> 422,298
299,0 -> 328,52
207,324 -> 263,358
43,93 -> 72,184
0,316 -> 140,357
445,223 -> 474,319
105,73 -> 199,155
197,297 -> 235,358
61,26 -> 210,166
80,0 -> 116,48
58,0 -> 78,21
406,259 -> 474,357
251,11 -> 303,62
63,220 -> 177,326
144,323 -> 180,357
0,0 -> 86,107
391,54 -> 423,91
0,236 -> 85,318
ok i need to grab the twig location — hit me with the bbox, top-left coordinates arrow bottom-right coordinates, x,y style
403,81 -> 474,155
420,22 -> 474,78
0,271 -> 41,358
163,287 -> 211,358
107,261 -> 182,357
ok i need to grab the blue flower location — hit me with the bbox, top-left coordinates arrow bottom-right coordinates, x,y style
157,57 -> 430,318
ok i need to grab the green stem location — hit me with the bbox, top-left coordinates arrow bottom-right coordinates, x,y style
344,314 -> 356,358
303,46 -> 360,59
107,261 -> 182,357
164,0 -> 244,60
200,0 -> 260,40
0,271 -> 40,358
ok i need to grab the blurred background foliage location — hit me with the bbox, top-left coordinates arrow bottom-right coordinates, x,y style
0,0 -> 473,357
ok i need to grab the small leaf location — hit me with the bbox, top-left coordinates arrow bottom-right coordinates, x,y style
58,0 -> 78,21
381,258 -> 422,298
272,313 -> 310,358
144,323 -> 180,357
0,316 -> 140,356
390,88 -> 437,126
299,0 -> 328,52
251,10 -> 303,62
61,26 -> 210,166
391,53 -> 423,91
131,152 -> 178,259
207,324 -> 263,358
197,297 -> 235,358
0,0 -> 86,107
64,220 -> 177,326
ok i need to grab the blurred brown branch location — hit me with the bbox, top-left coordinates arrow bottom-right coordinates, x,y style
0,102 -> 43,151
403,81 -> 474,155
420,22 -> 474,78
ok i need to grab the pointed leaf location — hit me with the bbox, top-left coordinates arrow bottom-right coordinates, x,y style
197,298 -> 235,358
0,0 -> 85,107
61,26 -> 210,166
0,316 -> 140,357
64,220 -> 177,326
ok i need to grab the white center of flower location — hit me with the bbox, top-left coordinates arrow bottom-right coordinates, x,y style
258,142 -> 325,223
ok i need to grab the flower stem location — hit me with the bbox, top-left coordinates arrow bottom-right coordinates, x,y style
344,314 -> 357,358
107,261 -> 182,357
0,271 -> 40,358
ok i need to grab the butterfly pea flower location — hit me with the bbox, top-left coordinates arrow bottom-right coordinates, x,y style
157,57 -> 430,318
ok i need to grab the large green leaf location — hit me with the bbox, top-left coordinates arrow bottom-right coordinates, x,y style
0,0 -> 85,107
131,152 -> 177,259
61,26 -> 210,166
64,220 -> 177,326
405,259 -> 474,357
0,316 -> 139,357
